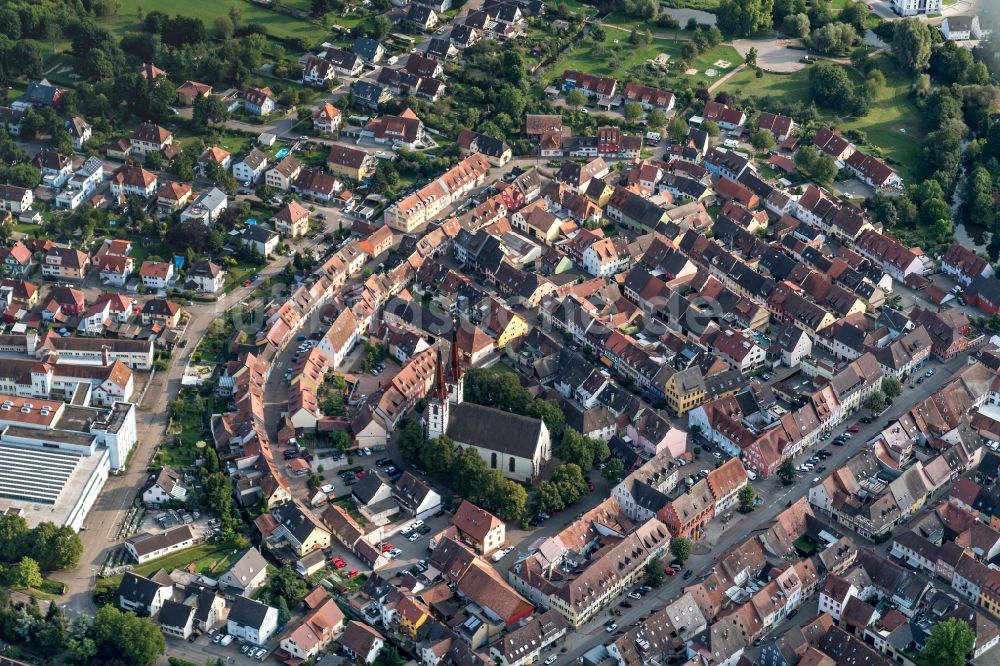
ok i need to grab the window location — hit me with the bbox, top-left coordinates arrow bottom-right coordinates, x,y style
509,457 -> 516,473
491,452 -> 497,469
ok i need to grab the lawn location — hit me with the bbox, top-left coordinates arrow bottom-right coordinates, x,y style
546,36 -> 686,84
134,543 -> 237,578
102,0 -> 331,43
675,43 -> 742,87
720,59 -> 923,181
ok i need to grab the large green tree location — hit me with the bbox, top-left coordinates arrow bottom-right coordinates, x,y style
718,0 -> 775,37
918,617 -> 975,666
893,18 -> 932,73
670,537 -> 693,563
92,606 -> 166,666
644,557 -> 665,587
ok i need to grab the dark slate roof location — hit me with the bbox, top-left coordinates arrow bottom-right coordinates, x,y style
159,599 -> 194,629
229,595 -> 273,628
446,402 -> 545,458
119,571 -> 167,607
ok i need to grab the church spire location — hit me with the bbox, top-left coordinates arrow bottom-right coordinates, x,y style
433,347 -> 447,401
448,317 -> 462,383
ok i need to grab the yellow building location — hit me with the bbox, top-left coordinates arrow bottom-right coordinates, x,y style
661,367 -> 706,416
396,596 -> 430,639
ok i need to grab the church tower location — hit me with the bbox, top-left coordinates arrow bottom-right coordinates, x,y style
447,320 -> 464,405
425,348 -> 449,440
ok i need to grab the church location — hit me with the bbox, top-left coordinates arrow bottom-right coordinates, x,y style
424,331 -> 552,483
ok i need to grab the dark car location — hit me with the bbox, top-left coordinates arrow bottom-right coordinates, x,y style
683,570 -> 693,579
376,457 -> 392,467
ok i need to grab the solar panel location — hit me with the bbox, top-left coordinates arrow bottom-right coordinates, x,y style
0,444 -> 79,504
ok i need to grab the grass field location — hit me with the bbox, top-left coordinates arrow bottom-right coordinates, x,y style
134,543 -> 236,578
103,0 -> 331,43
720,59 -> 923,180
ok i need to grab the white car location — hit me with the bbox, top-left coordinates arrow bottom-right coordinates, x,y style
363,447 -> 372,455
605,623 -> 618,632
321,483 -> 335,494
409,520 -> 424,531
545,656 -> 558,665
388,548 -> 403,558
408,533 -> 421,542
712,451 -> 722,459
628,592 -> 641,599
491,546 -> 515,562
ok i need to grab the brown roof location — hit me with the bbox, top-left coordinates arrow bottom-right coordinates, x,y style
525,114 -> 563,135
451,500 -> 502,543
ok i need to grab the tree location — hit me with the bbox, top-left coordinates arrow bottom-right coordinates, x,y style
603,457 -> 625,481
397,419 -> 425,463
782,13 -> 810,37
92,606 -> 166,666
0,514 -> 28,562
865,390 -> 885,413
623,102 -> 644,124
26,522 -> 82,571
276,597 -> 291,625
702,120 -> 721,137
644,557 -> 665,587
421,435 -> 455,478
717,0 -> 775,37
772,0 -> 806,25
778,458 -> 795,486
670,537 -> 693,563
750,127 -> 776,151
893,18 -> 931,74
864,68 -> 886,98
15,557 -> 42,589
267,565 -> 308,605
809,22 -> 857,55
745,47 -> 758,67
839,0 -> 869,32
535,480 -> 565,512
647,109 -> 667,129
374,646 -> 407,666
667,117 -> 688,142
496,480 -> 528,521
552,464 -> 587,505
919,617 -> 975,666
882,377 -> 902,398
738,484 -> 756,513
809,61 -> 856,113
566,89 -> 587,108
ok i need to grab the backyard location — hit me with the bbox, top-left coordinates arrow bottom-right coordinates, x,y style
134,543 -> 237,578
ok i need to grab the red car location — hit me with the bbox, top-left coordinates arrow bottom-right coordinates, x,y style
381,543 -> 394,553
356,470 -> 366,478
848,426 -> 860,433
348,568 -> 359,578
331,557 -> 347,568
587,482 -> 595,492
243,279 -> 251,287
663,567 -> 677,575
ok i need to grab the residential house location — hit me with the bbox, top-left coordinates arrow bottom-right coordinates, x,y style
313,102 -> 342,135
266,155 -> 302,192
228,597 -> 279,646
274,201 -> 311,238
233,148 -> 268,185
327,145 -> 377,181
139,261 -> 174,290
244,87 -> 276,116
452,500 -> 505,554
130,122 -> 173,156
42,246 -> 90,281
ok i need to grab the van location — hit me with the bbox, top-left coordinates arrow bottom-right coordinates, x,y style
746,470 -> 757,481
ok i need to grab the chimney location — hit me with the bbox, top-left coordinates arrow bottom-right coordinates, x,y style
102,345 -> 110,366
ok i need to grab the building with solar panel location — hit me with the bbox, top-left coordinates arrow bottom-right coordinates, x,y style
0,396 -> 137,530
